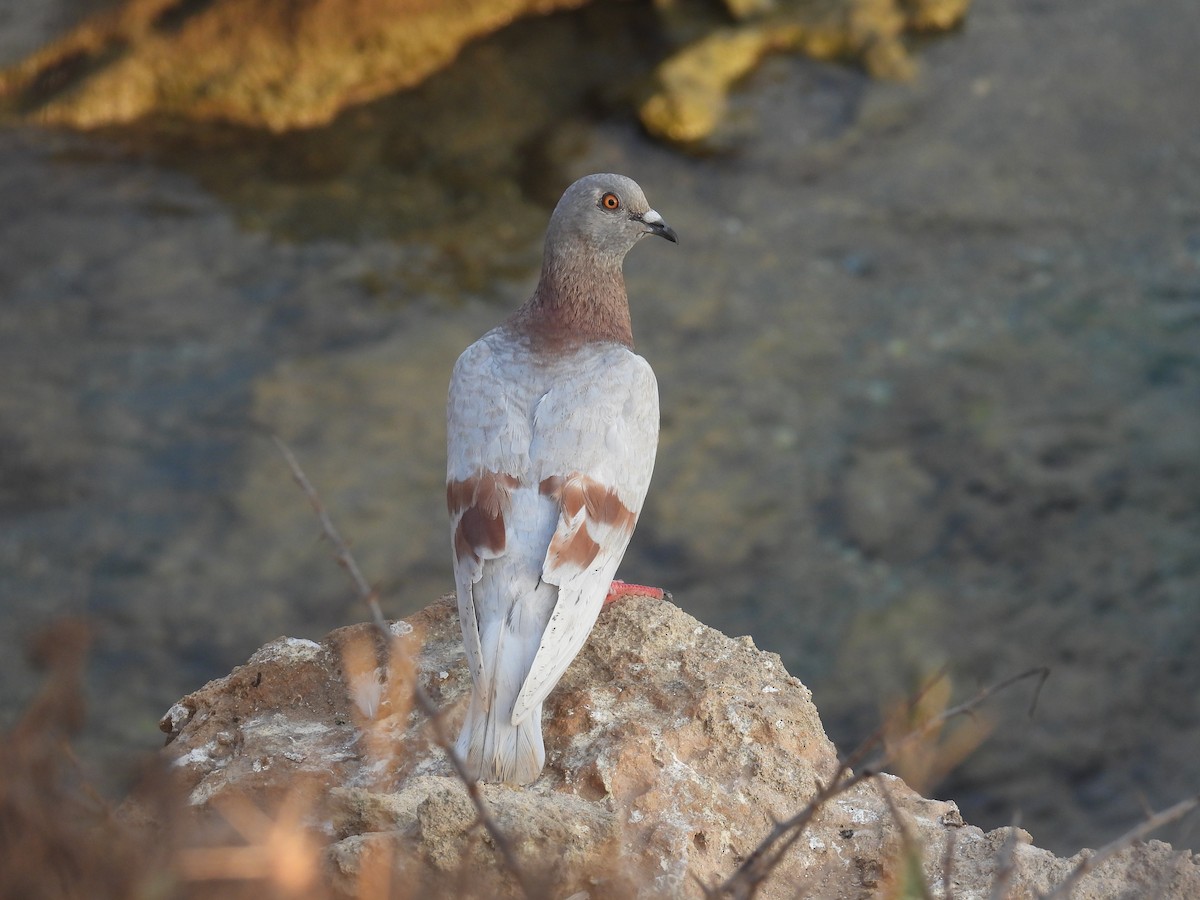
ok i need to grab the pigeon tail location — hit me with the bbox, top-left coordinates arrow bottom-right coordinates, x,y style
456,692 -> 545,784
456,599 -> 549,784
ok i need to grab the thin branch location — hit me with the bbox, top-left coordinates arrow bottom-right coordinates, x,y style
691,869 -> 720,899
715,667 -> 1050,900
273,436 -> 541,900
875,777 -> 935,900
942,667 -> 1050,723
987,816 -> 1022,900
716,668 -> 959,899
727,686 -> 964,898
1039,794 -> 1200,900
942,829 -> 958,900
273,437 -> 383,630
877,778 -> 935,900
762,768 -> 864,887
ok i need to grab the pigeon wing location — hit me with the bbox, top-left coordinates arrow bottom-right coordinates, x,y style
446,334 -> 531,686
512,348 -> 659,722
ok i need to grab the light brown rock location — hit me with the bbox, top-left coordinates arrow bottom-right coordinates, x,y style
1,0 -> 969,141
0,0 -> 592,131
638,0 -> 972,145
158,596 -> 1200,898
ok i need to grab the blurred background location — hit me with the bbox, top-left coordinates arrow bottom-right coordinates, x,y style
1,0 -> 1197,858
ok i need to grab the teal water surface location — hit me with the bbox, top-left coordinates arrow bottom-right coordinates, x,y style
2,0 -> 1198,856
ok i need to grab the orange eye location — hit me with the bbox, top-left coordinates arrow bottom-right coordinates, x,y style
600,192 -> 620,211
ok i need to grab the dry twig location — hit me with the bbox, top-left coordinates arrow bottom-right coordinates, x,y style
274,436 -> 541,900
942,828 -> 958,900
876,777 -> 935,900
273,437 -> 382,627
177,788 -> 320,893
713,667 -> 1050,900
986,816 -> 1022,900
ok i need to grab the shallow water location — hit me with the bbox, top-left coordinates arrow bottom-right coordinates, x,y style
2,0 -> 1199,856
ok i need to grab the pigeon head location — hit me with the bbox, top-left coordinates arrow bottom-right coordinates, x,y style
544,173 -> 678,263
515,173 -> 675,350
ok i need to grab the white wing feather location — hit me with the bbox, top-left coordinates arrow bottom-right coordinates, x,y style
512,352 -> 658,721
447,334 -> 533,686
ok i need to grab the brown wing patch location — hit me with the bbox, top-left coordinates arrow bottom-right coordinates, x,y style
539,475 -> 637,532
547,523 -> 601,569
448,472 -> 520,564
539,474 -> 637,571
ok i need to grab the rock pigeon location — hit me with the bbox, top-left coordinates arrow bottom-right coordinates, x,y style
447,173 -> 676,784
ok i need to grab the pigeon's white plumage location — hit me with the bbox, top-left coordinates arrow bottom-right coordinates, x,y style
447,173 -> 675,783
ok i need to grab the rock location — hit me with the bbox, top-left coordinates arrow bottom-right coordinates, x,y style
639,0 -> 971,146
0,0 -> 968,141
906,0 -> 972,32
154,595 -> 1200,898
638,26 -> 800,146
0,0 -> 592,131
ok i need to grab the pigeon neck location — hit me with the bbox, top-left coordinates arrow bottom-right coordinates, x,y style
511,249 -> 634,351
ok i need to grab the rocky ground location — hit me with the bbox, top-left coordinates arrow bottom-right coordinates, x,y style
151,596 -> 1200,899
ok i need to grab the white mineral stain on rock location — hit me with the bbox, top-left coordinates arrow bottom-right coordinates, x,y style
390,620 -> 413,636
836,799 -> 878,825
188,780 -> 219,807
249,636 -> 323,665
243,715 -> 331,737
161,702 -> 191,734
172,746 -> 213,768
284,637 -> 322,650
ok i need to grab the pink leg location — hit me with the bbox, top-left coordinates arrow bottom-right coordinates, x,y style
604,579 -> 669,605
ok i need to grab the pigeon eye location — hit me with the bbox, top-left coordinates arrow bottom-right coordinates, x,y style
600,192 -> 620,211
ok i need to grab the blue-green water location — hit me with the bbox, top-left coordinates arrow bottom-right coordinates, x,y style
2,0 -> 1198,856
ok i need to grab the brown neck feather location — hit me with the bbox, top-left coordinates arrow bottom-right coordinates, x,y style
506,247 -> 634,353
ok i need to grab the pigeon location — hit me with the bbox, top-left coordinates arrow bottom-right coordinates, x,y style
447,173 -> 676,784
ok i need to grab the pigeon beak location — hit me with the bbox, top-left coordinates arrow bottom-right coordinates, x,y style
640,208 -> 678,244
